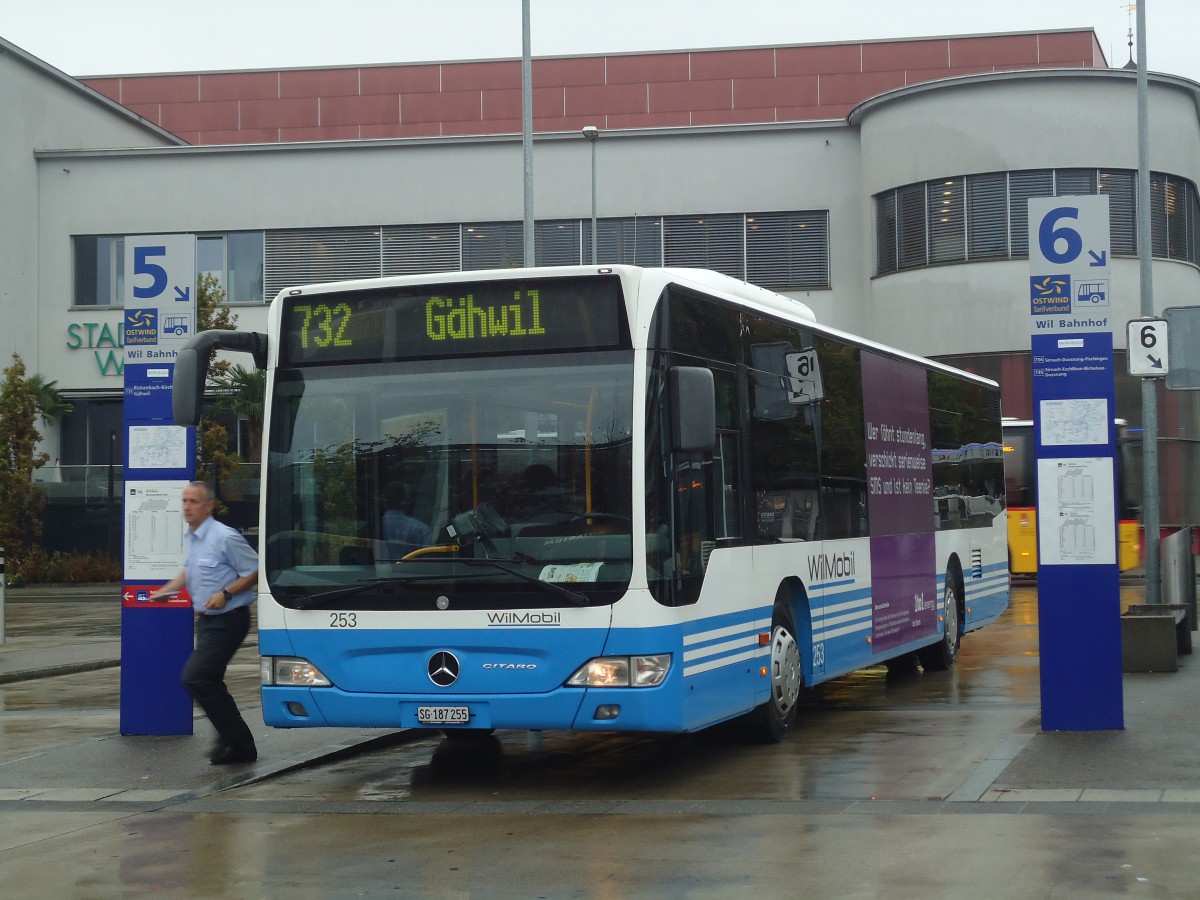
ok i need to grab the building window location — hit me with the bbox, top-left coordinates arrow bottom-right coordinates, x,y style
1101,170 -> 1136,255
876,193 -> 897,274
74,232 -> 264,306
264,227 -> 382,297
59,397 -> 124,466
198,232 -> 264,303
746,210 -> 830,289
928,178 -> 965,264
583,217 -> 664,267
383,223 -> 461,276
462,221 -> 525,270
967,173 -> 1008,259
135,210 -> 832,303
897,184 -> 927,270
1006,170 -> 1053,257
535,220 -> 582,266
73,236 -> 124,307
664,214 -> 745,279
875,168 -> 1200,275
1153,173 -> 1196,263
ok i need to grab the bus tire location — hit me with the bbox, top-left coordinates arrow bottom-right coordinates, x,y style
918,564 -> 963,672
749,600 -> 803,743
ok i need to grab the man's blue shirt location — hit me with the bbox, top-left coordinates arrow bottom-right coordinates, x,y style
184,516 -> 258,615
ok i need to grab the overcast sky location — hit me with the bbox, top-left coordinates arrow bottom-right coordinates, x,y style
1,0 -> 1197,83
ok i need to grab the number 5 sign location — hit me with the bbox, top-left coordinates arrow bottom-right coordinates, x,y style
123,234 -> 197,357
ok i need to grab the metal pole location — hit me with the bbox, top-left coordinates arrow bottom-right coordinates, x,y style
582,125 -> 599,264
1136,0 -> 1161,603
107,428 -> 116,559
591,138 -> 597,264
521,0 -> 535,267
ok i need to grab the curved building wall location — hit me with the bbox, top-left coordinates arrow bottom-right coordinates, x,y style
854,71 -> 1200,359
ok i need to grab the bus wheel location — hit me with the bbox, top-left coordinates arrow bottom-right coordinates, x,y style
750,601 -> 803,743
918,567 -> 962,672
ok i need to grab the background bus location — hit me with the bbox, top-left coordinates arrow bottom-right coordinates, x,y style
1002,418 -> 1141,575
176,266 -> 1009,744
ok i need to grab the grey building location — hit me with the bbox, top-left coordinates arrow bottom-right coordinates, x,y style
3,31 -> 1199,549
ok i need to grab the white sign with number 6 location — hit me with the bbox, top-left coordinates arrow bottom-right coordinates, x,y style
1126,318 -> 1169,377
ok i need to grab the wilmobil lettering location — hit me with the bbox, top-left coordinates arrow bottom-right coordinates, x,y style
808,551 -> 856,581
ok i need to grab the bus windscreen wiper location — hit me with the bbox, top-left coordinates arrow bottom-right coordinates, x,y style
293,573 -> 464,610
292,559 -> 588,610
449,558 -> 590,607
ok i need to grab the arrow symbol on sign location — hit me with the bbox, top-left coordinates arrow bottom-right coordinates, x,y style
1148,355 -> 1163,369
174,286 -> 191,302
1088,250 -> 1108,266
123,591 -> 134,602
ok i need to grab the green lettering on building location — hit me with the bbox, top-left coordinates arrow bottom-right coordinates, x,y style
66,321 -> 126,376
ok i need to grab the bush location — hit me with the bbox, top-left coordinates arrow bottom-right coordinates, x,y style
7,547 -> 122,585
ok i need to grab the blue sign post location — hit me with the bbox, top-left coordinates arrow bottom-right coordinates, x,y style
120,235 -> 197,736
1028,198 -> 1123,731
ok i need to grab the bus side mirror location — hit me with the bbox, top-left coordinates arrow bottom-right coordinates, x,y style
670,366 -> 716,453
173,344 -> 205,427
172,330 -> 268,427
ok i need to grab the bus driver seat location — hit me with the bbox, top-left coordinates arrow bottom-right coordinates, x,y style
780,490 -> 819,542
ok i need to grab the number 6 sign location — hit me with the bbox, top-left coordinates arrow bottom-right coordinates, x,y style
1127,318 -> 1169,377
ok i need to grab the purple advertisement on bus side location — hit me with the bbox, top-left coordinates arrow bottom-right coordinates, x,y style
861,351 -> 938,653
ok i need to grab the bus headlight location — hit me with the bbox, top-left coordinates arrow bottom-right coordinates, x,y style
261,656 -> 332,687
566,655 -> 671,688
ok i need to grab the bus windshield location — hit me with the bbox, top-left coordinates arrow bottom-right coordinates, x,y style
265,351 -> 635,610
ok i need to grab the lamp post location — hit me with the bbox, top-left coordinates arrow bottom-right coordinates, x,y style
581,125 -> 599,264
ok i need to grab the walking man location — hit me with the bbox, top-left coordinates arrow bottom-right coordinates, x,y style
150,481 -> 260,764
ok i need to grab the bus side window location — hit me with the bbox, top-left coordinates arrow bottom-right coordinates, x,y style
713,369 -> 741,541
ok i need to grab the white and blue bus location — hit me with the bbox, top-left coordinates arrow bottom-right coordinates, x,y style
175,266 -> 1009,742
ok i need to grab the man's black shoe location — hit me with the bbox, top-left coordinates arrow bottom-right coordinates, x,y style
210,743 -> 257,765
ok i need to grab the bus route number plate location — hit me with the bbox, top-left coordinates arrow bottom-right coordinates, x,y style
417,706 -> 470,725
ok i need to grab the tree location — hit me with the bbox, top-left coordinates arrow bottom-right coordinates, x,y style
195,272 -> 243,481
196,272 -> 238,377
196,418 -> 240,517
27,374 -> 73,425
210,365 -> 266,462
0,354 -> 49,562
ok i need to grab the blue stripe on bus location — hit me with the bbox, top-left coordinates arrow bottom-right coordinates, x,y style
680,608 -> 771,678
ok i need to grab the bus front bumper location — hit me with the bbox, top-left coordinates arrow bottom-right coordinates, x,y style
261,684 -> 680,733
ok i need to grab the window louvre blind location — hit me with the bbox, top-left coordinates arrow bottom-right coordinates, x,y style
1008,170 -> 1054,256
462,221 -> 525,270
383,224 -> 460,276
264,227 -> 381,297
928,178 -> 965,264
1099,170 -> 1136,255
664,214 -> 744,279
535,220 -> 582,266
876,192 -> 898,274
897,184 -> 927,269
967,173 -> 1008,259
746,210 -> 829,289
585,217 -> 664,266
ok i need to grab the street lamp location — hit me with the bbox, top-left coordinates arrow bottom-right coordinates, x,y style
581,125 -> 600,264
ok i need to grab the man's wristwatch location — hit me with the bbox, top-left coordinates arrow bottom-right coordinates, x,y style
221,588 -> 233,602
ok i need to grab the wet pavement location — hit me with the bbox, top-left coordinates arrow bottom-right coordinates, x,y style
2,580 -> 1200,897
0,584 -> 412,803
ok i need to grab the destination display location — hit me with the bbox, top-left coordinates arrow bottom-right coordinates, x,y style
281,276 -> 628,365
